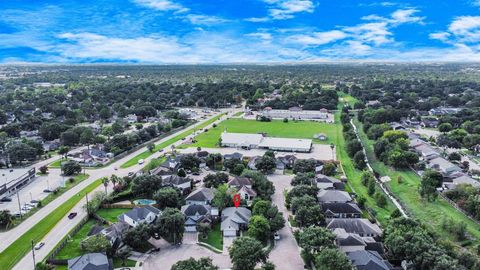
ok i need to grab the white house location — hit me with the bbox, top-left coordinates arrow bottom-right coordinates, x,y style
118,206 -> 161,227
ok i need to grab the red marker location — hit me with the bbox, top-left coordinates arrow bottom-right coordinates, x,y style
233,194 -> 241,208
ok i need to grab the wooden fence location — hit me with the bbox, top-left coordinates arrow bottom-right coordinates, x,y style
46,216 -> 89,264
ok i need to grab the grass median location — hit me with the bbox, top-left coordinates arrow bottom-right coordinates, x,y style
120,113 -> 224,169
0,177 -> 103,270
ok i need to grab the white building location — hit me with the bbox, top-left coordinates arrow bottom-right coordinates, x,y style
220,132 -> 312,153
261,107 -> 332,122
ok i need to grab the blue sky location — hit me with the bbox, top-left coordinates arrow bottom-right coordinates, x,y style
1,0 -> 480,63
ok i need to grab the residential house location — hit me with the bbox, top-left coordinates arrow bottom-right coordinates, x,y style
67,253 -> 113,270
428,157 -> 462,176
185,187 -> 214,205
223,152 -> 243,161
444,175 -> 480,189
221,207 -> 251,237
277,155 -> 297,169
347,250 -> 393,270
181,204 -> 217,232
161,175 -> 192,195
413,143 -> 439,161
429,107 -> 462,116
228,177 -> 257,201
43,140 -> 60,152
247,156 -> 260,170
421,118 -> 439,128
118,205 -> 161,227
327,218 -> 382,238
316,174 -> 345,190
125,114 -> 138,124
390,122 -> 405,131
333,228 -> 367,253
321,202 -> 362,218
90,222 -> 129,249
317,190 -> 352,203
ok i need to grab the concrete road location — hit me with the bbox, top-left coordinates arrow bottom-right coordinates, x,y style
9,110 -> 232,270
143,244 -> 231,270
267,173 -> 305,270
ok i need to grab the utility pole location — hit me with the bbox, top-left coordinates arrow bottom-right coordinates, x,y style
85,193 -> 89,215
31,240 -> 36,268
16,190 -> 22,219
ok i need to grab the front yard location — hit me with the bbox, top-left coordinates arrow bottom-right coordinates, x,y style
198,223 -> 222,250
96,208 -> 131,223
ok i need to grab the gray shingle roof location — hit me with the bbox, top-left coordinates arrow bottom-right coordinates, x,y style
327,219 -> 382,236
68,253 -> 112,270
121,206 -> 161,222
347,250 -> 392,270
317,190 -> 352,203
221,207 -> 251,231
185,187 -> 214,202
321,202 -> 362,215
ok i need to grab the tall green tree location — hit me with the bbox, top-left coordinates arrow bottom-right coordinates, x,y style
154,208 -> 185,245
229,237 -> 267,270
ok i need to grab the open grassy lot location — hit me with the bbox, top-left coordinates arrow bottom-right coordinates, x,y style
185,118 -> 338,148
354,118 -> 480,246
96,208 -> 131,223
0,178 -> 103,270
338,92 -> 358,107
199,223 -> 222,250
120,113 -> 224,168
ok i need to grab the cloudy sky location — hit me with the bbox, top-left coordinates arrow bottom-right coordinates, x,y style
1,0 -> 480,63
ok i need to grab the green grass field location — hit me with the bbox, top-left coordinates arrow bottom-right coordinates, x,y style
120,113 -> 224,168
185,118 -> 338,149
338,92 -> 358,107
49,158 -> 69,168
96,208 -> 131,223
199,223 -> 222,250
354,118 -> 480,246
0,178 -> 103,270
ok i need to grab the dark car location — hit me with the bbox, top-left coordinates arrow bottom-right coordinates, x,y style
0,197 -> 12,202
43,189 -> 52,193
68,212 -> 77,219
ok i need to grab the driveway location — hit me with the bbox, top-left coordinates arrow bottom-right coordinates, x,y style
267,173 -> 305,270
183,232 -> 198,244
143,244 -> 231,270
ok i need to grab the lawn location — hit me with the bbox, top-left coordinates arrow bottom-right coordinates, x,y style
185,118 -> 339,149
354,118 -> 480,246
54,220 -> 100,260
338,92 -> 358,107
120,113 -> 224,168
96,208 -> 131,223
0,177 -> 103,270
49,158 -> 69,168
199,223 -> 222,250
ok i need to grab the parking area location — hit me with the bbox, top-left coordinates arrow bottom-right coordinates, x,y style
179,143 -> 336,161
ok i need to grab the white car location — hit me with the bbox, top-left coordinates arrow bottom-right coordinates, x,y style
274,232 -> 280,240
138,159 -> 144,165
34,242 -> 45,250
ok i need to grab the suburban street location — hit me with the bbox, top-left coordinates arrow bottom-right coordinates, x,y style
267,174 -> 305,270
6,110 -> 234,270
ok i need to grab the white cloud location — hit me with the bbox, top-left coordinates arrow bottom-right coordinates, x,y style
288,30 -> 347,45
184,14 -> 229,25
245,32 -> 273,40
344,22 -> 393,45
429,32 -> 451,42
133,0 -> 189,12
248,0 -> 315,21
362,8 -> 425,25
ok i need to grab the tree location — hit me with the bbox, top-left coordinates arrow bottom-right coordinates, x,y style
6,142 -> 38,164
39,122 -> 65,141
314,248 -> 353,270
241,170 -> 275,200
62,160 -> 81,176
132,175 -> 162,197
346,140 -> 362,157
298,226 -> 335,264
293,159 -> 317,174
102,177 -> 109,195
353,151 -> 367,170
419,170 -> 443,201
291,195 -> 316,213
171,257 -> 219,270
374,192 -> 387,208
80,128 -> 95,147
61,130 -> 79,146
204,172 -> 229,188
321,162 -> 337,176
255,155 -> 276,174
252,200 -> 284,232
286,185 -> 319,207
0,210 -> 14,229
448,152 -> 461,161
438,123 -> 453,133
248,215 -> 271,243
180,154 -> 201,170
212,184 -> 233,211
116,247 -> 132,267
229,237 -> 267,270
261,262 -> 275,270
232,163 -> 245,176
80,234 -> 111,254
295,205 -> 324,227
153,187 -> 182,209
123,223 -> 152,251
154,208 -> 185,245
58,146 -> 70,158
291,173 -> 314,186
39,165 -> 48,174
147,143 -> 155,152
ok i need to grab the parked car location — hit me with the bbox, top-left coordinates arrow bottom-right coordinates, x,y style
0,197 -> 12,202
68,212 -> 77,219
43,189 -> 52,193
274,232 -> 280,240
128,172 -> 135,177
138,159 -> 144,165
34,242 -> 45,250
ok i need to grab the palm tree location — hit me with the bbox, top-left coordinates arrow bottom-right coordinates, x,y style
102,177 -> 110,195
110,175 -> 119,189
